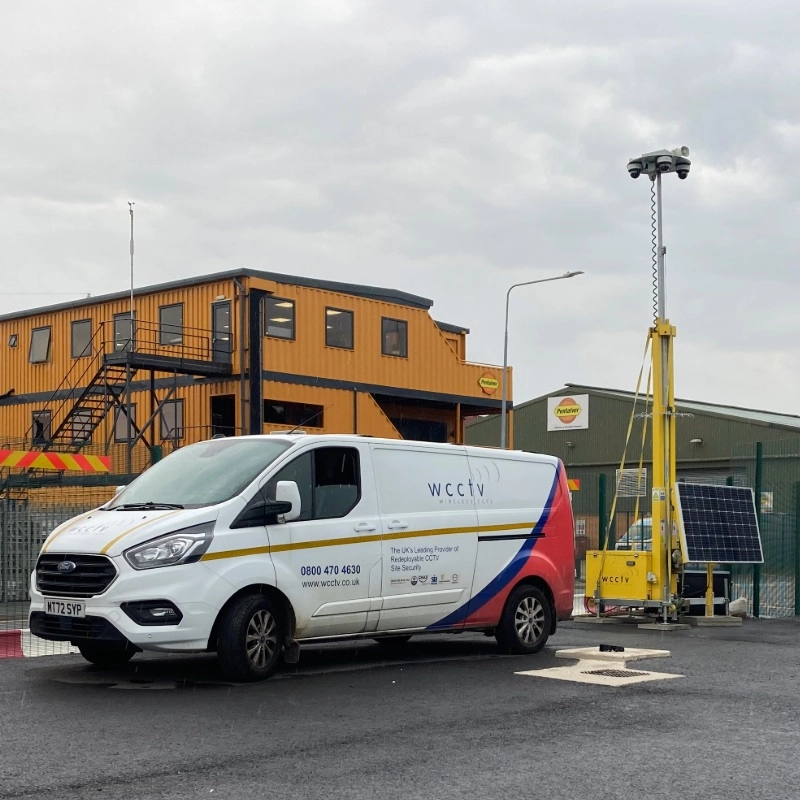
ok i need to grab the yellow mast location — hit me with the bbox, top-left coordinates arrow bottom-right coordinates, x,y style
642,152 -> 689,624
584,148 -> 691,620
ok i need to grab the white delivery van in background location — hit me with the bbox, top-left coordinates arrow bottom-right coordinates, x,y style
29,435 -> 575,681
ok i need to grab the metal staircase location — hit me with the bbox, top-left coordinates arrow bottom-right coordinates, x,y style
45,363 -> 136,453
0,318 -> 232,506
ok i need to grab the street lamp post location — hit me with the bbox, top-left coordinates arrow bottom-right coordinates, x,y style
500,270 -> 584,449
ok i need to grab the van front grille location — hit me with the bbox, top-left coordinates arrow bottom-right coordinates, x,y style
36,554 -> 117,597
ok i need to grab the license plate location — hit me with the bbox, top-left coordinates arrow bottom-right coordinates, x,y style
44,599 -> 86,618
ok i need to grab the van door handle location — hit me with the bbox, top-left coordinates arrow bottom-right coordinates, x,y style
354,523 -> 376,533
387,521 -> 408,530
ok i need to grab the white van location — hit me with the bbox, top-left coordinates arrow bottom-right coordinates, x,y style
29,435 -> 575,681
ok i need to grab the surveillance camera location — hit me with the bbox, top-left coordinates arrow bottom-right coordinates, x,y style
671,146 -> 690,158
656,155 -> 673,173
627,159 -> 643,179
675,155 -> 691,180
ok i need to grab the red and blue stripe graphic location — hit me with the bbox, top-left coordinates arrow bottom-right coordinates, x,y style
427,465 -> 563,630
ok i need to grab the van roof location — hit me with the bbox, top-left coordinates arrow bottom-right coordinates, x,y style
224,434 -> 561,464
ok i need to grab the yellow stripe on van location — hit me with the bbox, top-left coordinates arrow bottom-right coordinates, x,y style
41,510 -> 97,554
100,510 -> 185,555
199,521 -> 536,563
201,545 -> 273,562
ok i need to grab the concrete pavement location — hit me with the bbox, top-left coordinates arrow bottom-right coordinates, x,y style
1,619 -> 799,799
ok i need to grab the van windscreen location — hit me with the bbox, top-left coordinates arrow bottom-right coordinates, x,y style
105,439 -> 292,509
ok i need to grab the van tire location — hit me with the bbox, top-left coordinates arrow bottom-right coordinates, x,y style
495,584 -> 552,655
217,594 -> 283,682
77,641 -> 136,668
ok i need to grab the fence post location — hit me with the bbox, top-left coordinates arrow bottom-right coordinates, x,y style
598,473 -> 607,615
0,500 -> 5,603
795,481 -> 800,617
754,441 -> 763,618
724,475 -> 734,604
599,474 -> 607,550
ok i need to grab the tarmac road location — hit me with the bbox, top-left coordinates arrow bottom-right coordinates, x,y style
1,620 -> 799,800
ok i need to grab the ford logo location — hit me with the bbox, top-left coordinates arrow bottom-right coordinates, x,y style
57,561 -> 77,574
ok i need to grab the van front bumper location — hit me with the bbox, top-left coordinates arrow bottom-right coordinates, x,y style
28,558 -> 230,652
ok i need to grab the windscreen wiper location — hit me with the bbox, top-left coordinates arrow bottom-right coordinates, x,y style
113,502 -> 184,511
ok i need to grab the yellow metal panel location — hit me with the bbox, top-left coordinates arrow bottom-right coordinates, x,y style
356,394 -> 402,439
0,278 -> 239,398
0,274 -> 507,449
584,550 -> 653,602
257,284 -> 505,402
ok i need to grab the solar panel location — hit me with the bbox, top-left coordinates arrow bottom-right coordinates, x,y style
675,483 -> 764,564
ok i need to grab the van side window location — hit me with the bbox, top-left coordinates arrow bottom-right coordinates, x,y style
265,447 -> 360,520
313,447 -> 360,519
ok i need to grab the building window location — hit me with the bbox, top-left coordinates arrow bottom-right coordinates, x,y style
160,399 -> 184,440
113,312 -> 136,352
264,400 -> 324,428
325,308 -> 353,349
31,410 -> 51,445
8,334 -> 18,347
29,327 -> 52,363
159,303 -> 184,346
71,319 -> 93,359
71,410 -> 93,445
381,317 -> 408,358
114,405 -> 137,442
264,297 -> 295,340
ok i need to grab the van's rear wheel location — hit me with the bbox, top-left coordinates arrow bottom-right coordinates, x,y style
217,594 -> 283,682
495,584 -> 552,655
77,641 -> 136,668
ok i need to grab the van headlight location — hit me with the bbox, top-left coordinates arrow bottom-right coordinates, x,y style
124,523 -> 215,570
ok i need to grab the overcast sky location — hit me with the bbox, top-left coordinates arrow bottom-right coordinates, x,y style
2,1 -> 798,413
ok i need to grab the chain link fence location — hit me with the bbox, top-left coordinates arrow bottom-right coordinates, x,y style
4,437 -> 798,658
572,440 -> 800,619
730,439 -> 800,618
1,439 -> 132,656
0,490 -> 114,657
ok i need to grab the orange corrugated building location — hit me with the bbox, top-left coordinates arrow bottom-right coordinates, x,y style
0,270 -> 509,476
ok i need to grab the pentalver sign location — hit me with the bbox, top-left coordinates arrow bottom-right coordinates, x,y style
546,394 -> 589,431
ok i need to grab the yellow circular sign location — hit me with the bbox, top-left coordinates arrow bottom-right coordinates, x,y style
554,397 -> 582,424
479,374 -> 499,395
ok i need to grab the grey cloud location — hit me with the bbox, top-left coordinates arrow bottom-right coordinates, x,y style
1,1 -> 798,411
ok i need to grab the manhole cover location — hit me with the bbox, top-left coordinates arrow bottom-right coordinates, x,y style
582,668 -> 650,678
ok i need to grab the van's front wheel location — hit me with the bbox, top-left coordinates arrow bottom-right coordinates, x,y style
217,595 -> 283,682
495,584 -> 552,655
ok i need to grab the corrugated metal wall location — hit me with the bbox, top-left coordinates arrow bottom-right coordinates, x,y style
0,274 -> 505,448
466,386 -> 800,520
251,278 -> 507,401
0,278 -> 239,398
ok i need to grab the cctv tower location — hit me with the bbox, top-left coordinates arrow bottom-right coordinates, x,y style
627,147 -> 691,624
584,147 -> 692,623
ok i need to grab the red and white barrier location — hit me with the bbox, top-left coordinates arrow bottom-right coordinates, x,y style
0,629 -> 23,659
0,629 -> 78,659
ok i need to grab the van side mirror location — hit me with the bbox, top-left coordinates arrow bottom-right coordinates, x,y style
232,497 -> 293,529
275,481 -> 302,522
115,485 -> 127,495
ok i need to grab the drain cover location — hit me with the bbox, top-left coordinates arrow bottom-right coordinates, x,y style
582,668 -> 650,678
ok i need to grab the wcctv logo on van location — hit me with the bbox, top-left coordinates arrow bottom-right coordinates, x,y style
546,393 -> 589,431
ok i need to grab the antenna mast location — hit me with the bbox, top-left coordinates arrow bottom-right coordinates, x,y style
128,201 -> 135,319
